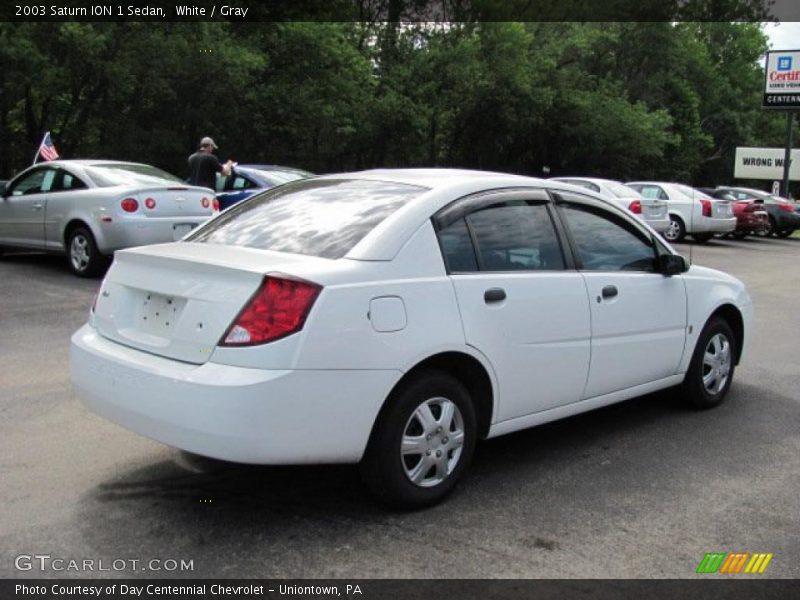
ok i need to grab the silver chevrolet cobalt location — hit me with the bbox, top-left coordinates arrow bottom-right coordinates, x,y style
0,160 -> 217,276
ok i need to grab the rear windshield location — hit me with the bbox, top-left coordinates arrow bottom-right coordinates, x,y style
605,181 -> 640,199
187,178 -> 427,259
85,163 -> 183,187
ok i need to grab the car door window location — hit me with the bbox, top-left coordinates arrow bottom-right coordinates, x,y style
437,218 -> 479,272
215,174 -> 228,193
8,168 -> 57,196
57,171 -> 88,191
561,202 -> 656,272
230,175 -> 254,190
467,201 -> 564,271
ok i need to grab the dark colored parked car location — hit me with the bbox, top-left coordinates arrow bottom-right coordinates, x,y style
699,187 -> 769,239
215,165 -> 313,210
712,187 -> 800,238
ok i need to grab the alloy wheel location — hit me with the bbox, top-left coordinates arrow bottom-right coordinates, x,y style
70,234 -> 90,272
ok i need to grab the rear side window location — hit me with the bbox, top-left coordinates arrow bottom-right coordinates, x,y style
469,202 -> 564,271
636,185 -> 668,201
188,178 -> 426,259
436,199 -> 564,272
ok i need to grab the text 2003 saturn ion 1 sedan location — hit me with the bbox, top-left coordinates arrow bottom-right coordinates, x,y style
70,169 -> 752,508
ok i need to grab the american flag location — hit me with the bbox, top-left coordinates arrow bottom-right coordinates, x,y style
37,131 -> 59,161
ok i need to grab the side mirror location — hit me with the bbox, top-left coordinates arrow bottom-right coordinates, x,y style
0,182 -> 6,198
658,253 -> 688,276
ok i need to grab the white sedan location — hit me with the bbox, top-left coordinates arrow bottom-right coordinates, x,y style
550,176 -> 670,233
71,169 -> 752,508
626,181 -> 736,243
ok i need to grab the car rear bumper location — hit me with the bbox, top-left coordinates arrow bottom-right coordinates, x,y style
643,216 -> 670,233
94,216 -> 211,254
70,324 -> 397,464
691,216 -> 737,234
735,212 -> 769,232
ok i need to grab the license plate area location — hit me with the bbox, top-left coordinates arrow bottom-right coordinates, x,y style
136,292 -> 186,336
172,223 -> 197,240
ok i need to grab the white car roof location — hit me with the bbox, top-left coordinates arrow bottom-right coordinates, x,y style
316,169 -> 628,260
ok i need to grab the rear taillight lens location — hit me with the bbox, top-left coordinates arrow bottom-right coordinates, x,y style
221,276 -> 322,346
779,203 -> 794,213
700,199 -> 712,217
120,198 -> 139,213
201,197 -> 210,209
628,200 -> 642,214
144,197 -> 156,210
212,197 -> 220,211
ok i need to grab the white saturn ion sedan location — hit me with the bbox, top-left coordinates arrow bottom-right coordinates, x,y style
71,169 -> 752,508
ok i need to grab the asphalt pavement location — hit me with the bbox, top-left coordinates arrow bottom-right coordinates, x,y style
0,236 -> 798,579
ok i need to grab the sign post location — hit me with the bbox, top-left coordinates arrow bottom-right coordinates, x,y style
763,49 -> 799,197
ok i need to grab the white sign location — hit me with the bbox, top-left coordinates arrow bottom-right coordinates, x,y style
734,147 -> 799,180
763,50 -> 800,108
772,180 -> 781,195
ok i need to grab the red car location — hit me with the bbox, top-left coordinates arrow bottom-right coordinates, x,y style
699,188 -> 769,238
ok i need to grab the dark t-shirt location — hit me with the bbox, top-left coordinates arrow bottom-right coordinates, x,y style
187,151 -> 223,190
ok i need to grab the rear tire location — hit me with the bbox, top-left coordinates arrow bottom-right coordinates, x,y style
681,317 -> 736,410
776,229 -> 794,239
731,231 -> 748,240
664,215 -> 686,243
67,226 -> 106,277
756,217 -> 775,237
360,370 -> 476,509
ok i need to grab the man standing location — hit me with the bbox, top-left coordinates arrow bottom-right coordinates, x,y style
187,136 -> 233,190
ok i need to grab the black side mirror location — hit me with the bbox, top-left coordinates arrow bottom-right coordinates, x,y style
658,253 -> 688,276
0,182 -> 6,198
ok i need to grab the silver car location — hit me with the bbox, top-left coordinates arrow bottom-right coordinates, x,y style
551,177 -> 670,233
0,160 -> 217,276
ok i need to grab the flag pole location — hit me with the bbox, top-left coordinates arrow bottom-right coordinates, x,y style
32,132 -> 48,166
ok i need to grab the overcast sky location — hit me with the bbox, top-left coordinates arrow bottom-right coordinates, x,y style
763,22 -> 800,51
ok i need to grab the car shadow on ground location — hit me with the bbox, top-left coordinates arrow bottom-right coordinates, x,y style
0,251 -> 110,278
78,388 -> 689,519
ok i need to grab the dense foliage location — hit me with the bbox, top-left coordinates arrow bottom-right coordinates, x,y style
0,21 -> 794,187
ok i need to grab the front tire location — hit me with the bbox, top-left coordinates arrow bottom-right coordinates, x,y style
360,370 -> 476,509
664,215 -> 686,242
776,228 -> 794,239
67,226 -> 106,277
681,317 -> 736,410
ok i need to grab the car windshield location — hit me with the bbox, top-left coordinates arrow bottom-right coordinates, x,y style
252,169 -> 309,185
84,163 -> 184,187
187,178 -> 427,259
604,181 -> 641,199
674,184 -> 709,199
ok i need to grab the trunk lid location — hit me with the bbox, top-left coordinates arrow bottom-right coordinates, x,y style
640,199 -> 667,221
130,186 -> 215,218
92,242 -> 330,364
712,199 -> 734,218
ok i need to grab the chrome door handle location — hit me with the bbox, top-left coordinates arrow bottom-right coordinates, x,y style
33,203 -> 43,210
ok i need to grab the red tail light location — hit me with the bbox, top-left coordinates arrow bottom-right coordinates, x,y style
628,200 -> 642,214
778,203 -> 794,213
221,276 -> 322,346
201,197 -> 210,208
700,199 -> 712,217
120,198 -> 139,213
212,197 -> 220,211
144,197 -> 156,209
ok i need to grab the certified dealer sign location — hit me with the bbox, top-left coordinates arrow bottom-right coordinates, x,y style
763,50 -> 800,109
